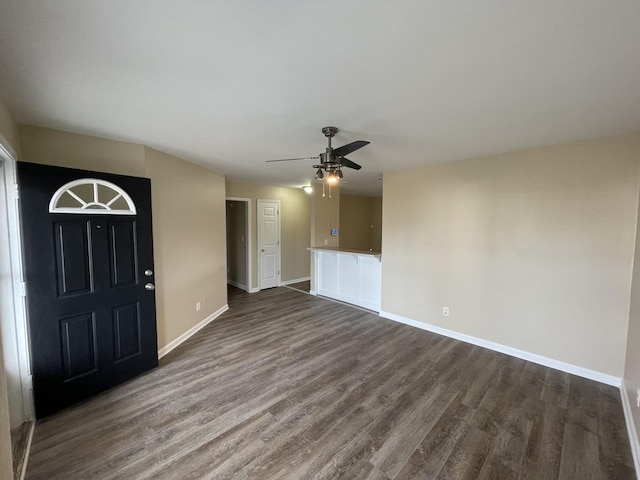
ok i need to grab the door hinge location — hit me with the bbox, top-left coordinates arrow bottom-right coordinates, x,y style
20,282 -> 27,297
14,184 -> 19,199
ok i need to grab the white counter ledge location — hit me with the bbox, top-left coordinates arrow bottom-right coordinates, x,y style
308,247 -> 381,312
307,246 -> 381,258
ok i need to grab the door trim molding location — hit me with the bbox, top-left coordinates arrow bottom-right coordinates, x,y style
158,304 -> 229,359
257,199 -> 281,290
225,197 -> 251,293
0,135 -> 34,425
620,380 -> 640,476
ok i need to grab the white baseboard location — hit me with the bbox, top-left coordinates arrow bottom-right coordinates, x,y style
244,277 -> 310,293
280,276 -> 311,286
227,280 -> 247,291
227,280 -> 259,293
620,381 -> 640,475
158,304 -> 229,359
379,310 -> 622,387
309,290 -> 317,296
19,421 -> 35,480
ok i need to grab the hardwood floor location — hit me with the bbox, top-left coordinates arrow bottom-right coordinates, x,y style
26,286 -> 635,479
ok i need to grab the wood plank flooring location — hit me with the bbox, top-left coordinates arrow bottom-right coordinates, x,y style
25,285 -> 635,479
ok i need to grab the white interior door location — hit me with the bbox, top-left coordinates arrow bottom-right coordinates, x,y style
258,199 -> 280,290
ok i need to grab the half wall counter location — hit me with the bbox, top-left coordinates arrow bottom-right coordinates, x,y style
308,247 -> 381,312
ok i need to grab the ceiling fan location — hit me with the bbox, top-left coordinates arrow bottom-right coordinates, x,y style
266,126 -> 370,183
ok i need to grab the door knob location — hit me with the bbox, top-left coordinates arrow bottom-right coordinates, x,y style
144,269 -> 153,277
261,249 -> 265,252
145,283 -> 155,291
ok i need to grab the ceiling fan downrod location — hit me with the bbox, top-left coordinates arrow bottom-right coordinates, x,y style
322,126 -> 338,164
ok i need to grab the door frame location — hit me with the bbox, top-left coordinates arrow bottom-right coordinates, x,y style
225,197 -> 252,293
257,199 -> 281,290
19,162 -> 158,418
0,135 -> 34,425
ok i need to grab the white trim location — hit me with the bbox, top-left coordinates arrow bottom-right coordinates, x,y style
379,310 -> 622,387
620,381 -> 640,475
157,304 -> 229,359
227,280 -> 248,292
248,287 -> 260,293
18,422 -> 35,480
280,276 -> 311,286
49,178 -> 136,215
225,197 -> 251,295
310,290 -> 317,295
257,199 -> 281,290
0,138 -> 34,426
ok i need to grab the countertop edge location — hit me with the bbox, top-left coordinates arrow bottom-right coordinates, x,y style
307,247 -> 382,259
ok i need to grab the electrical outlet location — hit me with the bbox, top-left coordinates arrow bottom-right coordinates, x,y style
443,307 -> 449,316
196,302 -> 201,312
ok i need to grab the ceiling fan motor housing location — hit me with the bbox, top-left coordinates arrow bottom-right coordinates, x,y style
319,152 -> 339,165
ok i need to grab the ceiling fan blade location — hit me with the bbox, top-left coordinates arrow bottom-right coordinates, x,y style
266,156 -> 319,163
332,140 -> 370,157
340,157 -> 362,170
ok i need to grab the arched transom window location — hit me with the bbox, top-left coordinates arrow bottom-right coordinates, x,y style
49,178 -> 137,215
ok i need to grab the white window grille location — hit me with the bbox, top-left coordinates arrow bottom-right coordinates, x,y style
48,178 -> 137,215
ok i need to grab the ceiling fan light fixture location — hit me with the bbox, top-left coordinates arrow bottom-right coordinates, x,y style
266,127 -> 370,187
303,186 -> 313,194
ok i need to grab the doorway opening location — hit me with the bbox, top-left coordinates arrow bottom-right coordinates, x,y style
225,198 -> 251,292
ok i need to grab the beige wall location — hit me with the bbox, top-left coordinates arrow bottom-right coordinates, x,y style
339,194 -> 382,252
311,183 -> 340,248
0,93 -> 19,157
143,147 -> 227,347
0,340 -> 11,479
18,126 -> 228,350
383,133 -> 640,377
0,94 -> 17,480
20,125 -> 146,176
372,197 -> 382,252
225,182 -> 311,289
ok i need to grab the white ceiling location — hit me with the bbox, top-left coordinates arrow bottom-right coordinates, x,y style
1,1 -> 639,196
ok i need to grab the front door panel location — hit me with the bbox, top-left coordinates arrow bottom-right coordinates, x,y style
19,162 -> 158,418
